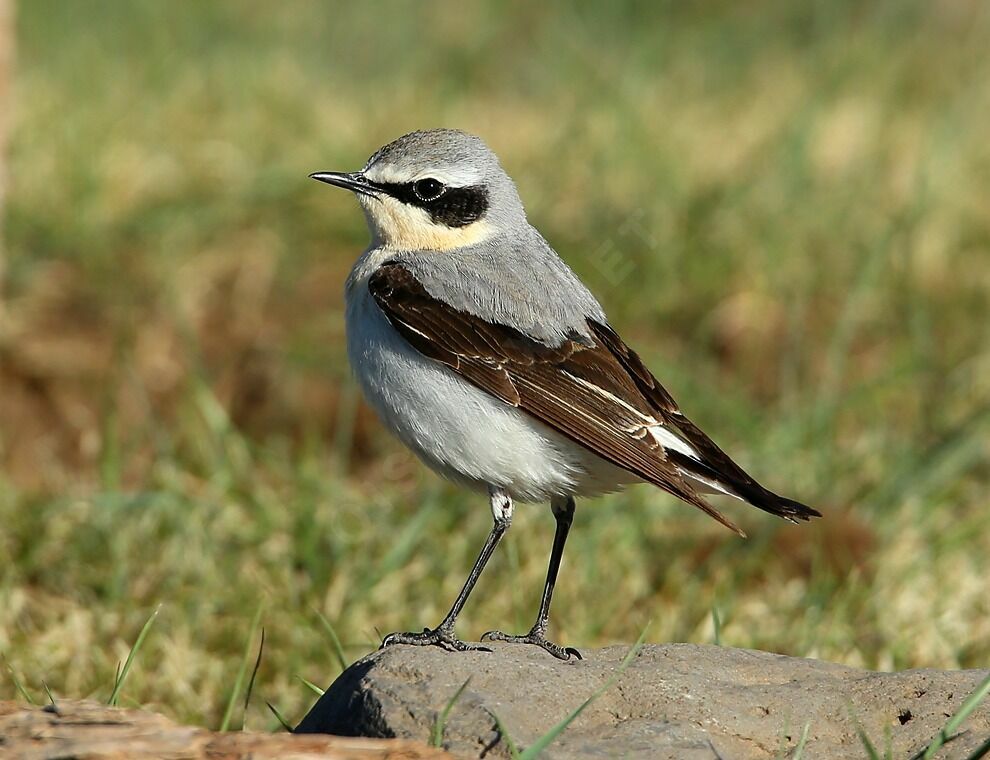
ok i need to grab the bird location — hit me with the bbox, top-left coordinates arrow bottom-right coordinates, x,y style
310,129 -> 820,661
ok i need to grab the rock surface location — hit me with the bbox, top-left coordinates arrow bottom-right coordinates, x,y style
0,698 -> 451,759
297,643 -> 990,759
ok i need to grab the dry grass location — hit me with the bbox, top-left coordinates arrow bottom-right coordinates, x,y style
1,0 -> 989,730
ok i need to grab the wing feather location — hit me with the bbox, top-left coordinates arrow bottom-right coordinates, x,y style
368,263 -> 819,532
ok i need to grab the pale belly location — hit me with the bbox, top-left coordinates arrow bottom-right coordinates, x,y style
345,280 -> 637,503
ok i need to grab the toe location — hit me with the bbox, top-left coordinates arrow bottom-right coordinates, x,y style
480,629 -> 509,642
450,639 -> 492,653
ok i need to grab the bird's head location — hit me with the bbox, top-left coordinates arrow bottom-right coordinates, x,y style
311,129 -> 525,251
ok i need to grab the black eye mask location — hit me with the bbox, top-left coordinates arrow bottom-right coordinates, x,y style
372,180 -> 489,229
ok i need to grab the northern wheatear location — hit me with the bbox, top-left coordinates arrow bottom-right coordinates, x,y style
311,129 -> 820,660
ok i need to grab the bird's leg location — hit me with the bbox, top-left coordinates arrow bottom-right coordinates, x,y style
482,496 -> 581,660
380,486 -> 513,654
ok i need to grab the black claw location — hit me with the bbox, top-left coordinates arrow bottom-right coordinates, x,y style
380,627 -> 491,654
480,629 -> 580,660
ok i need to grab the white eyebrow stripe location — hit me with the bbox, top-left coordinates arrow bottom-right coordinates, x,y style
364,163 -> 483,187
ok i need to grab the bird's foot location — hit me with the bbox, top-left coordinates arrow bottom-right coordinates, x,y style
380,626 -> 491,654
480,628 -> 582,661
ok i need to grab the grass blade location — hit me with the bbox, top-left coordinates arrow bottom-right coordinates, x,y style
266,701 -> 293,732
791,722 -> 811,759
712,605 -> 722,646
43,681 -> 57,709
315,609 -> 349,672
432,677 -> 471,747
922,673 -> 990,760
852,714 -> 881,760
964,735 -> 990,760
518,625 -> 649,760
298,676 -> 325,697
242,627 -> 265,717
219,601 -> 264,731
488,708 -> 521,759
108,605 -> 160,707
2,655 -> 35,704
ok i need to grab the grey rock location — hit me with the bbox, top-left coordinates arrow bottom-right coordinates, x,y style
296,643 -> 990,759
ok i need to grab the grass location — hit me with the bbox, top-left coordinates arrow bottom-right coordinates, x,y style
919,673 -> 990,759
218,601 -> 263,731
849,674 -> 990,759
107,604 -> 159,707
516,628 -> 649,759
792,723 -> 811,760
431,677 -> 472,748
0,0 -> 989,739
468,630 -> 648,758
2,653 -> 34,704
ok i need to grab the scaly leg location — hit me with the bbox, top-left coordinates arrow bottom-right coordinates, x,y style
380,487 -> 514,653
482,496 -> 580,660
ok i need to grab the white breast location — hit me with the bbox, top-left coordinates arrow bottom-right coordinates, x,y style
344,254 -> 637,503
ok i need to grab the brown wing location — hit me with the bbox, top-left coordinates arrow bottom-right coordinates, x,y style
368,263 -> 757,535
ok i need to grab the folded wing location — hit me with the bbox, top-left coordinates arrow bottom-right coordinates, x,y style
368,263 -> 820,534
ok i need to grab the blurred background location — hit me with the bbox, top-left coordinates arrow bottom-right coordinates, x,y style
1,0 -> 988,729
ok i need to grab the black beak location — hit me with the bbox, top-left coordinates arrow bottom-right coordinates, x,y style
308,171 -> 380,198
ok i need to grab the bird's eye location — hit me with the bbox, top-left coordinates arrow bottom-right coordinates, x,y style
413,178 -> 445,202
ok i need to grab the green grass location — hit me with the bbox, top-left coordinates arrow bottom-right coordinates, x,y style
1,0 -> 989,738
920,673 -> 990,760
218,601 -> 263,731
791,723 -> 811,760
517,627 -> 649,759
431,677 -> 471,748
853,673 -> 990,759
107,604 -> 159,707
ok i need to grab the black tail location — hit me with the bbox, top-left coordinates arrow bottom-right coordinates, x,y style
748,489 -> 821,523
669,447 -> 821,522
664,413 -> 822,523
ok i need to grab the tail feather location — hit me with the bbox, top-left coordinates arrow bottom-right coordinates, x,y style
759,491 -> 821,522
665,446 -> 821,524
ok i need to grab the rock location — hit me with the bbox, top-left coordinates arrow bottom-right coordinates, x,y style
0,698 -> 451,759
296,643 -> 990,759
